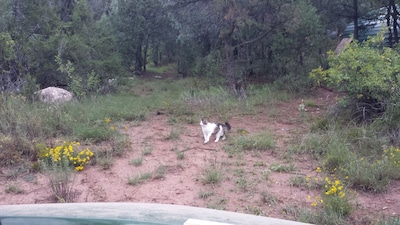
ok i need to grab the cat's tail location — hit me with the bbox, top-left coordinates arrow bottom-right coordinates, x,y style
225,122 -> 231,130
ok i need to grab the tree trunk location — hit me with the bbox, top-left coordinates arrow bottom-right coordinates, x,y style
387,4 -> 393,47
224,37 -> 236,95
143,39 -> 148,72
224,36 -> 246,98
135,38 -> 143,72
152,44 -> 159,66
391,0 -> 399,44
353,0 -> 359,40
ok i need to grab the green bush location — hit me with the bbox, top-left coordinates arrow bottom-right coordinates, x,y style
310,32 -> 400,121
341,146 -> 400,193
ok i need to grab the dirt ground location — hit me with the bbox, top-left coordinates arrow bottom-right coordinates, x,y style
1,88 -> 399,223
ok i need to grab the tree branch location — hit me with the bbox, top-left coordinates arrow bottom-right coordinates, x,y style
232,31 -> 268,49
170,0 -> 210,9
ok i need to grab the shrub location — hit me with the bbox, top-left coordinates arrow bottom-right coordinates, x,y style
127,172 -> 152,186
308,176 -> 353,224
5,183 -> 25,194
199,191 -> 214,199
131,157 -> 143,167
202,162 -> 223,185
110,135 -> 131,157
47,166 -> 75,202
94,149 -> 114,170
153,165 -> 167,179
39,141 -> 94,171
310,32 -> 400,121
322,177 -> 352,218
341,146 -> 400,192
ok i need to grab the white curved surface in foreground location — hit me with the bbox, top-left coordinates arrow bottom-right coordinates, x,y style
0,203 -> 313,225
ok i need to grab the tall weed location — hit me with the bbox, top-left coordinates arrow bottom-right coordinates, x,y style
0,95 -> 73,165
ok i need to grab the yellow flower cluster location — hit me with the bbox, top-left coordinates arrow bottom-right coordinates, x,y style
324,177 -> 345,198
104,117 -> 116,131
307,171 -> 348,207
308,195 -> 323,207
41,141 -> 94,171
383,146 -> 400,167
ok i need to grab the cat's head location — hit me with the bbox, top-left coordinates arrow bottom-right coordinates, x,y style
200,118 -> 208,126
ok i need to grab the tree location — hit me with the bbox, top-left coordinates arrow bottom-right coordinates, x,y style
0,0 -> 371,95
112,0 -> 175,73
6,0 -> 62,88
171,0 -> 325,95
171,0 -> 271,95
61,0 -> 75,22
386,0 -> 399,46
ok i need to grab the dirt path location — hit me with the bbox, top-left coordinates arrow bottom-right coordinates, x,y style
1,88 -> 399,222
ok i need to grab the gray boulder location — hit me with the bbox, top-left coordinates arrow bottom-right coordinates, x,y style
35,87 -> 73,104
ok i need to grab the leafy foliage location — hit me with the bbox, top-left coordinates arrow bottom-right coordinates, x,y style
311,33 -> 400,121
0,0 -> 364,94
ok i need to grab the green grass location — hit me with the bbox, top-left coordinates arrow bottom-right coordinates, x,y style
298,123 -> 398,193
269,163 -> 296,173
240,131 -> 275,151
3,76 -> 400,224
146,63 -> 175,74
5,183 -> 25,194
235,178 -> 248,191
304,100 -> 319,108
73,124 -> 114,143
94,150 -> 115,170
175,150 -> 185,160
198,191 -> 214,199
45,166 -> 75,203
141,145 -> 153,155
261,169 -> 271,181
289,175 -> 308,188
260,191 -> 277,206
225,131 -> 275,156
244,205 -> 264,216
202,161 -> 224,185
110,135 -> 131,156
206,197 -> 227,210
254,161 -> 266,167
166,128 -> 181,140
153,164 -> 167,179
374,216 -> 400,225
127,172 -> 152,186
0,78 -> 283,167
233,168 -> 245,177
131,157 -> 143,167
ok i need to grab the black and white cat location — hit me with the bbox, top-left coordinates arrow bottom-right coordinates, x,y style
200,119 -> 231,143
